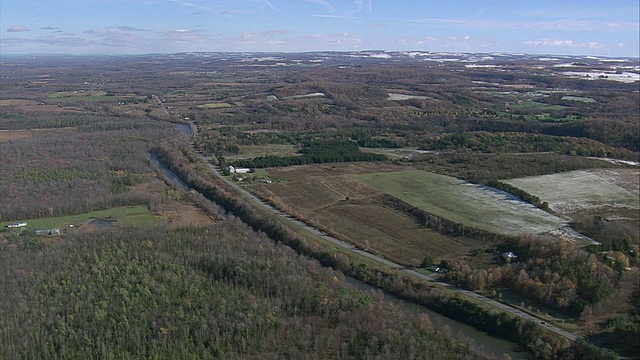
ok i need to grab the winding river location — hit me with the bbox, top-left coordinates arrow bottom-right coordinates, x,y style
149,152 -> 191,192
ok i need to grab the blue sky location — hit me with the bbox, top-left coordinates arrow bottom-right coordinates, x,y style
1,0 -> 639,57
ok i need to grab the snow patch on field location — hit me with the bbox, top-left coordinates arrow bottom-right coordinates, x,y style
505,170 -> 639,214
288,92 -> 326,99
351,170 -> 566,237
387,93 -> 428,101
561,71 -> 639,83
549,227 -> 600,245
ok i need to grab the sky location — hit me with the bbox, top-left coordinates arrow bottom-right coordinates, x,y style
1,0 -> 639,57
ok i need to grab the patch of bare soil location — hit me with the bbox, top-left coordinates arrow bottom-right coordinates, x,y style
157,201 -> 216,229
132,178 -> 219,229
267,162 -> 405,180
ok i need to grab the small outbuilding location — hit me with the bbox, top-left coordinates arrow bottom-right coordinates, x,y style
35,228 -> 61,236
501,251 -> 518,263
6,222 -> 27,228
228,165 -> 250,174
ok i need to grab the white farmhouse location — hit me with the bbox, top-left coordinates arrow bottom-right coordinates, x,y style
228,165 -> 250,174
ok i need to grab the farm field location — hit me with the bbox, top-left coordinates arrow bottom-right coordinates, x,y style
255,163 -> 484,265
315,197 -> 476,265
0,128 -> 75,142
0,206 -> 161,231
196,102 -> 233,109
348,170 -> 566,236
0,99 -> 34,106
504,169 -> 639,215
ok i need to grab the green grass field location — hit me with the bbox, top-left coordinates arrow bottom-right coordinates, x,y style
49,91 -> 108,98
349,170 -> 566,236
196,103 -> 233,109
509,100 -> 566,110
1,206 -> 161,230
47,91 -> 137,104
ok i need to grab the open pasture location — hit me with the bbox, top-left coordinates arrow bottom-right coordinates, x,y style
0,206 -> 161,231
316,198 -> 473,266
0,99 -> 34,106
349,170 -> 566,236
267,162 -> 405,178
196,102 -> 233,109
504,169 -> 639,214
262,171 -> 379,212
264,163 -> 404,210
0,128 -> 75,142
257,163 -> 526,265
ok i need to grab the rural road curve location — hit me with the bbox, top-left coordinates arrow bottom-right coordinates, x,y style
201,158 -> 579,343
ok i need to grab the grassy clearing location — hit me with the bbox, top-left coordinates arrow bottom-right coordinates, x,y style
317,200 -> 472,266
561,96 -> 596,103
0,128 -> 75,142
257,164 -> 490,265
48,91 -> 136,104
1,206 -> 161,230
0,99 -> 33,106
509,101 -> 566,110
196,103 -> 233,109
387,93 -> 428,101
54,95 -> 120,103
349,170 -> 566,236
48,91 -> 107,99
504,170 -> 639,214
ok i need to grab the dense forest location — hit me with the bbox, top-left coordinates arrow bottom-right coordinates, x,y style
445,235 -> 631,314
0,118 -> 172,222
229,140 -> 387,169
0,221 -> 494,359
418,132 -> 637,160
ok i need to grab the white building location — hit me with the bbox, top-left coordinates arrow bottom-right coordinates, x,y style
228,166 -> 250,174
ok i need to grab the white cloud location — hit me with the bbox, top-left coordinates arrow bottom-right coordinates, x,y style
523,38 -> 605,50
83,29 -> 145,47
328,32 -> 362,44
117,26 -> 150,32
161,29 -> 211,44
7,26 -> 30,32
1,34 -> 96,48
240,30 -> 292,39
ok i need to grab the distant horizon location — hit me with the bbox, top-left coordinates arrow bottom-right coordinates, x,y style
1,49 -> 639,60
2,1 -> 638,58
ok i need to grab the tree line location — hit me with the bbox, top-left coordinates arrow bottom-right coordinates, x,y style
419,132 -> 637,161
445,235 -> 623,316
229,140 -> 386,169
1,220 -> 495,359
